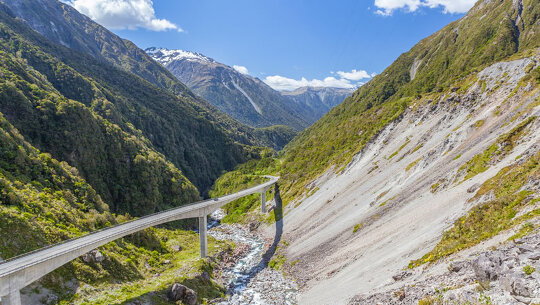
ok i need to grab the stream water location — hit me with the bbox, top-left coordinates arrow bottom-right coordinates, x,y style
207,210 -> 298,305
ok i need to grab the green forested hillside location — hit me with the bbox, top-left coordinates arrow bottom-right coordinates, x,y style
0,2 -> 284,218
0,9 -> 204,215
0,0 -> 296,152
0,112 -> 113,258
0,113 -> 230,303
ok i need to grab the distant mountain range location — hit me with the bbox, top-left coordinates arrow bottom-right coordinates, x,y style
146,47 -> 353,130
282,86 -> 353,123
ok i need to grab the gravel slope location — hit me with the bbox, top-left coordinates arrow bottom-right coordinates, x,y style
266,56 -> 540,305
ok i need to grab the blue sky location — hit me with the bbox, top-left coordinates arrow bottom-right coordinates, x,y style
66,0 -> 476,90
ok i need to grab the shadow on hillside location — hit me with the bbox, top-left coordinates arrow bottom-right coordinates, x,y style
262,182 -> 284,264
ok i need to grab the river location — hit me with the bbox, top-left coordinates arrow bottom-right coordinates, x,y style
207,210 -> 298,305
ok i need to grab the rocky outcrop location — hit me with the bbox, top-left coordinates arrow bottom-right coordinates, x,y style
351,231 -> 540,304
167,283 -> 198,305
81,250 -> 104,264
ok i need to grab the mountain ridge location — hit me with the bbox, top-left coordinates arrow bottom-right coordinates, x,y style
146,47 -> 353,129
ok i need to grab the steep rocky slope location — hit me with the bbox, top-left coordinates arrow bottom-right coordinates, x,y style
267,0 -> 540,303
281,56 -> 540,304
270,0 -> 540,203
211,0 -> 540,303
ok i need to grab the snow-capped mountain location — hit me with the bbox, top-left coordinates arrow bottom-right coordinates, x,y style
146,48 -> 215,65
146,48 -> 351,129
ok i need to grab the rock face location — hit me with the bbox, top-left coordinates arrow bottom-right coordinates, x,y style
351,232 -> 540,304
146,48 -> 352,130
473,251 -> 504,282
167,283 -> 198,305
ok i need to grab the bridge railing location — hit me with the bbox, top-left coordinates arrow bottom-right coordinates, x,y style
0,176 -> 279,305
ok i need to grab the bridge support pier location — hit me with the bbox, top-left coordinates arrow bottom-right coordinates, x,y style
199,216 -> 207,258
261,188 -> 268,213
1,290 -> 21,305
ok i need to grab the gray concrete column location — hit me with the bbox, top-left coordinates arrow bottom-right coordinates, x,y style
261,190 -> 267,213
1,290 -> 21,305
199,216 -> 207,258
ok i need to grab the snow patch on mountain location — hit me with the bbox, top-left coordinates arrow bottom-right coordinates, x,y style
146,47 -> 214,65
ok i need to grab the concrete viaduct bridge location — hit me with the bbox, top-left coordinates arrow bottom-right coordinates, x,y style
0,176 -> 279,305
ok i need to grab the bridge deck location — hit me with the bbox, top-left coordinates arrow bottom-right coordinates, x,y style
0,176 -> 278,304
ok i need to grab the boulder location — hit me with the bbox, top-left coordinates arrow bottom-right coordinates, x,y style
184,289 -> 198,305
168,283 -> 198,305
168,283 -> 186,301
501,274 -> 535,298
392,271 -> 411,281
529,252 -> 540,260
82,250 -> 104,263
473,252 -> 503,281
518,245 -> 535,254
448,261 -> 469,273
171,245 -> 183,252
249,222 -> 260,231
467,183 -> 481,193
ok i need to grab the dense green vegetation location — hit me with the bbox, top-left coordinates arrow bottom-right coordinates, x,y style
209,149 -> 279,223
0,113 -> 231,303
0,7 -> 248,194
69,229 -> 231,305
0,30 -> 200,215
0,112 -> 112,257
410,150 -> 540,267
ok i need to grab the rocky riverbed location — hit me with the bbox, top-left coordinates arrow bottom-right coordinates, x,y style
208,210 -> 298,305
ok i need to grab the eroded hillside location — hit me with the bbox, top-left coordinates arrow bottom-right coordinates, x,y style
282,54 -> 540,304
211,0 -> 540,303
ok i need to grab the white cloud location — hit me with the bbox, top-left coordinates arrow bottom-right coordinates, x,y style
264,69 -> 373,91
65,0 -> 182,32
233,65 -> 249,75
423,0 -> 477,13
336,69 -> 372,81
374,0 -> 475,15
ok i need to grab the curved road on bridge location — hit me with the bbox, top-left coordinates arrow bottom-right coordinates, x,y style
0,176 -> 279,305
